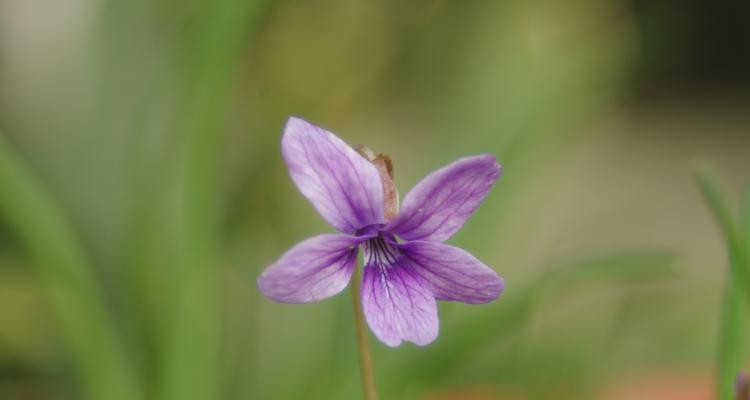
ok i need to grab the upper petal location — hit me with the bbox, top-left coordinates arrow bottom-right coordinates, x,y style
385,155 -> 501,242
258,234 -> 364,303
282,117 -> 384,233
361,237 -> 438,347
399,240 -> 504,304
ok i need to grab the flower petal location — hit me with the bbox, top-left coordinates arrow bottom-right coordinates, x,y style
386,155 -> 501,242
258,234 -> 364,303
400,240 -> 504,304
361,238 -> 438,346
282,117 -> 384,233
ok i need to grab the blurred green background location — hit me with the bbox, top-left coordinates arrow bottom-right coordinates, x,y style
1,0 -> 749,399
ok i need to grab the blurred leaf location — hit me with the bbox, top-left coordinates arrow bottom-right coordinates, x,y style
693,162 -> 750,296
693,163 -> 750,400
159,1 -> 264,400
381,250 -> 676,396
0,134 -> 142,400
718,278 -> 748,400
693,162 -> 737,236
381,290 -> 533,398
536,251 -> 678,292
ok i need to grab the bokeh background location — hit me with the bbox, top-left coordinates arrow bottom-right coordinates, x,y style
1,0 -> 749,399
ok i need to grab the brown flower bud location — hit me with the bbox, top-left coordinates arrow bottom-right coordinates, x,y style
355,145 -> 399,221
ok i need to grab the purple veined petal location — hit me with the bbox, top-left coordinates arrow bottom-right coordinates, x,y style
386,155 -> 501,242
399,240 -> 504,304
360,236 -> 438,347
282,117 -> 385,233
258,234 -> 367,303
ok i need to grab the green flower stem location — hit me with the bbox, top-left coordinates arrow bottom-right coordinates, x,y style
351,264 -> 379,400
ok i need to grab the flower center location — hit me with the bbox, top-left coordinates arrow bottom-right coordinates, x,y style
363,231 -> 400,269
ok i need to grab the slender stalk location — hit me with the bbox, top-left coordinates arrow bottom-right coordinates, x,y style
351,265 -> 379,400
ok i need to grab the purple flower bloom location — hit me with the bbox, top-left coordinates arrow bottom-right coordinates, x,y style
258,117 -> 505,347
738,372 -> 750,400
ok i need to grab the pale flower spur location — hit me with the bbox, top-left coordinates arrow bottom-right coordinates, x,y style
258,117 -> 505,347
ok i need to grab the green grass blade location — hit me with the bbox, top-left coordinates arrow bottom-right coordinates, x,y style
693,162 -> 750,295
692,162 -> 737,236
718,276 -> 748,400
693,163 -> 750,400
160,2 -> 264,400
0,134 -> 142,400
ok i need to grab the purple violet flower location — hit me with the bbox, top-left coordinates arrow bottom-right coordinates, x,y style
738,372 -> 750,400
258,117 -> 505,347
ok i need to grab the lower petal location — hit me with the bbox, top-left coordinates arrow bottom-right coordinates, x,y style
361,259 -> 438,347
399,240 -> 504,304
258,234 -> 362,303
